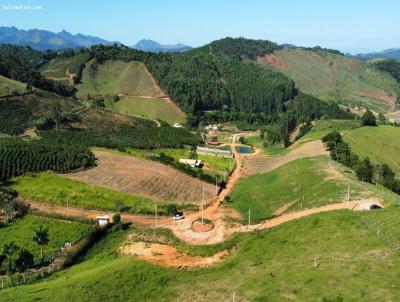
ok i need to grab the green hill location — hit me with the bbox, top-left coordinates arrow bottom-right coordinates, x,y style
3,210 -> 400,301
259,48 -> 400,113
76,59 -> 162,97
40,52 -> 91,80
343,125 -> 400,173
0,75 -> 27,96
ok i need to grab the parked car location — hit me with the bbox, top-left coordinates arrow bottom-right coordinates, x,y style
370,204 -> 382,210
172,211 -> 184,221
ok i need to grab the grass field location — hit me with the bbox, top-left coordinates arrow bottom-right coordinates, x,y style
76,60 -> 161,97
40,52 -> 91,80
11,172 -> 187,215
104,96 -> 186,124
296,119 -> 361,145
0,75 -> 27,96
0,214 -> 91,268
260,48 -> 400,112
230,156 -> 374,223
3,210 -> 400,301
344,125 -> 400,173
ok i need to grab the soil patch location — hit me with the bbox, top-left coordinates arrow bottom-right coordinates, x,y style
191,219 -> 215,232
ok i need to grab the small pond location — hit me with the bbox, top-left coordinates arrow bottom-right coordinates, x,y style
235,145 -> 253,154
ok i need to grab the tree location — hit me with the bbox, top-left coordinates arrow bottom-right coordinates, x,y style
355,157 -> 374,182
15,249 -> 34,271
3,241 -> 18,273
238,136 -> 246,144
0,190 -> 17,223
361,109 -> 377,126
112,213 -> 121,224
33,226 -> 49,263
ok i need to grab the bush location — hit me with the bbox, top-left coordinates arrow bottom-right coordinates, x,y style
361,109 -> 377,126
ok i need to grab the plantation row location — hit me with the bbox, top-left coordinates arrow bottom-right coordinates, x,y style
39,126 -> 202,150
0,138 -> 95,180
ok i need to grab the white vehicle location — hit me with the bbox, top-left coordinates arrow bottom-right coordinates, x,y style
173,213 -> 185,221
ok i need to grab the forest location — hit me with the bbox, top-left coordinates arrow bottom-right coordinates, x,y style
0,44 -> 75,96
372,59 -> 400,83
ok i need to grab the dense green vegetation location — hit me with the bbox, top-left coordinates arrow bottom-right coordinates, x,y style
372,59 -> 400,83
0,137 -> 94,180
3,211 -> 400,301
11,172 -> 193,215
39,126 -> 201,150
229,156 -> 367,223
0,214 -> 91,269
0,44 -> 75,96
209,37 -> 281,59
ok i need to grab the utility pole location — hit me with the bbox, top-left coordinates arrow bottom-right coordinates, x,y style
67,200 -> 69,219
347,184 -> 350,208
248,208 -> 251,227
202,183 -> 205,224
155,201 -> 158,227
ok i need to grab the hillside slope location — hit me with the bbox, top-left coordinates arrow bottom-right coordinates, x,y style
76,59 -> 163,97
259,48 -> 400,112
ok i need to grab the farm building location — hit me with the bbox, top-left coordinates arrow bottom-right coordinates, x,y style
179,159 -> 203,168
197,146 -> 233,158
173,123 -> 183,128
96,215 -> 110,226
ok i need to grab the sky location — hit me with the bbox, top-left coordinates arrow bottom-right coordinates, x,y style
0,0 -> 399,54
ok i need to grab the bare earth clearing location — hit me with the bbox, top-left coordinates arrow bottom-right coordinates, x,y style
62,151 -> 216,204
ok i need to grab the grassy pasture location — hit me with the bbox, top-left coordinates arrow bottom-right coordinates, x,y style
229,156 -> 374,223
76,60 -> 161,97
295,119 -> 361,145
0,75 -> 27,96
0,215 -> 91,268
3,211 -> 400,301
40,52 -> 91,79
262,48 -> 400,112
11,172 -> 187,215
343,125 -> 400,173
104,96 -> 186,124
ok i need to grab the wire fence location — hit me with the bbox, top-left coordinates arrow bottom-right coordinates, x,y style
0,229 -> 91,290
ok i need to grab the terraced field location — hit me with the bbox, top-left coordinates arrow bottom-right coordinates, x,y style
62,150 -> 216,204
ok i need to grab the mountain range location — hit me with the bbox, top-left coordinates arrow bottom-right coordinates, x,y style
133,39 -> 192,53
0,26 -> 118,50
353,48 -> 400,60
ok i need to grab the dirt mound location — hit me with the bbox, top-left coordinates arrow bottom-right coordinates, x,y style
191,219 -> 215,232
119,241 -> 229,269
62,151 -> 216,204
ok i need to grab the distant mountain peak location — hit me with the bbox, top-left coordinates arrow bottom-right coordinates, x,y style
0,26 -> 119,50
133,39 -> 192,53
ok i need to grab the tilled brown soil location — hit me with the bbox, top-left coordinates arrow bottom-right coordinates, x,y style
62,151 -> 216,204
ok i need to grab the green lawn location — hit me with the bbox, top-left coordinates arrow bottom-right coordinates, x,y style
104,96 -> 186,124
229,156 -> 372,223
344,125 -> 400,173
11,172 -> 188,215
3,210 -> 400,301
76,60 -> 161,97
0,215 -> 91,268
